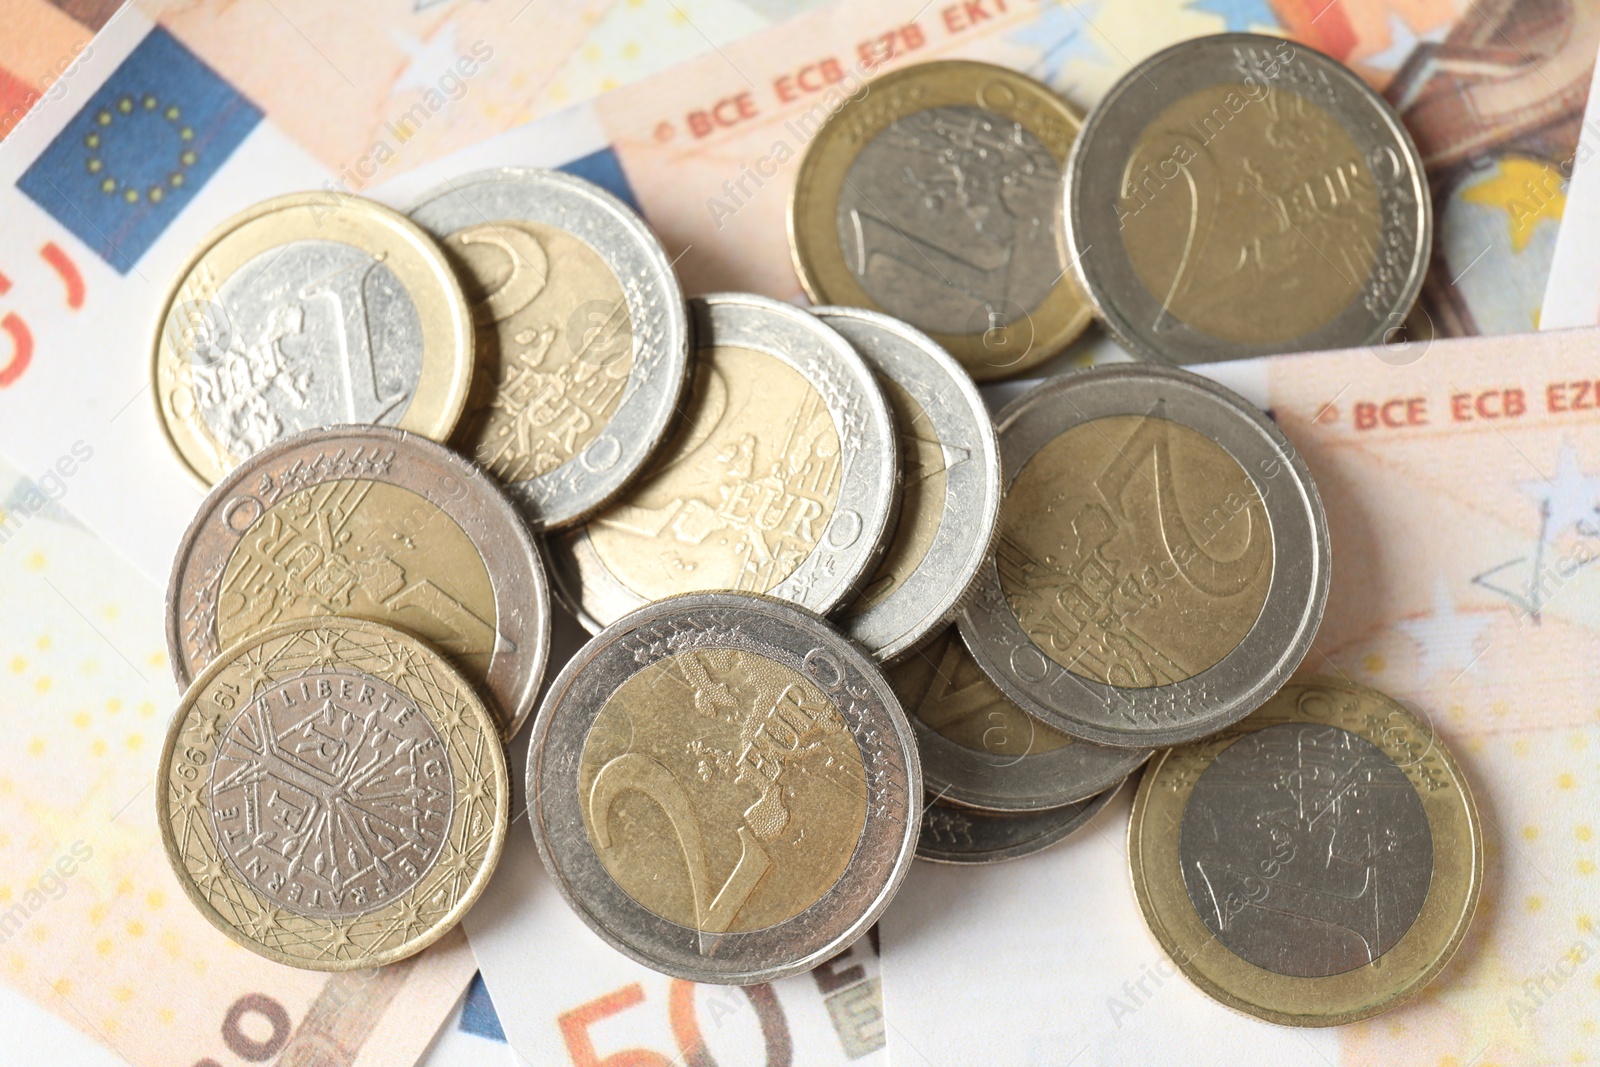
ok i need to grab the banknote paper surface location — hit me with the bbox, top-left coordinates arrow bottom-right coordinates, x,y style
0,0 -> 1592,582
1541,32 -> 1600,329
882,325 -> 1600,1066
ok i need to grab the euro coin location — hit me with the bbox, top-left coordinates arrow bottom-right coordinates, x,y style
153,192 -> 474,485
959,364 -> 1329,747
548,294 -> 899,631
1128,677 -> 1482,1025
408,168 -> 692,529
1064,33 -> 1430,364
889,626 -> 1148,812
528,591 -> 920,983
918,783 -> 1122,864
790,60 -> 1093,381
157,617 -> 508,970
165,425 -> 551,740
818,307 -> 1002,662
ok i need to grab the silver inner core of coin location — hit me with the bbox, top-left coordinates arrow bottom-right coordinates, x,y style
208,667 -> 455,919
838,105 -> 1063,336
196,240 -> 423,458
1179,722 -> 1433,978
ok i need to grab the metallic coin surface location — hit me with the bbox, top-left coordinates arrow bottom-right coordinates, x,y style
166,425 -> 550,740
528,591 -> 920,984
959,365 -> 1329,748
890,626 -> 1149,811
157,617 -> 508,970
918,783 -> 1121,864
548,294 -> 899,632
1129,677 -> 1482,1025
1064,34 -> 1430,365
815,307 -> 1002,661
407,169 -> 691,529
790,60 -> 1093,381
153,192 -> 474,486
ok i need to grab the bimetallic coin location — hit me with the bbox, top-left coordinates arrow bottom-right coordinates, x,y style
1129,677 -> 1482,1025
816,307 -> 1001,661
918,784 -> 1121,864
153,192 -> 474,486
1065,34 -> 1430,365
890,627 -> 1149,812
959,365 -> 1329,748
790,61 -> 1093,381
529,591 -> 920,984
407,169 -> 692,529
157,617 -> 508,970
548,294 -> 899,632
165,425 -> 551,740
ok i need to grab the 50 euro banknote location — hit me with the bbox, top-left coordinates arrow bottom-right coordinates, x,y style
0,0 -> 1591,583
882,325 -> 1600,1067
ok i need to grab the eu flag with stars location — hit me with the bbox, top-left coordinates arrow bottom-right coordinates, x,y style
18,27 -> 261,274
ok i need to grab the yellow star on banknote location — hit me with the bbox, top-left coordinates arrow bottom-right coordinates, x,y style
1463,156 -> 1566,252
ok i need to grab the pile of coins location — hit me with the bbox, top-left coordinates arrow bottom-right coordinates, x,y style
154,32 -> 1480,1028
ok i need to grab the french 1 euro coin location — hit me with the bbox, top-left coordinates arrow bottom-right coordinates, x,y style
1128,677 -> 1483,1025
407,168 -> 692,529
153,192 -> 474,486
548,294 -> 899,632
889,626 -> 1148,812
959,364 -> 1329,748
157,617 -> 509,970
165,425 -> 550,740
789,60 -> 1093,382
1064,34 -> 1430,365
918,782 -> 1121,865
816,307 -> 1002,662
528,591 -> 920,983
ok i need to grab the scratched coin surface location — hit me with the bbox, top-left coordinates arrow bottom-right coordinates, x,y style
153,192 -> 474,486
548,294 -> 899,632
890,627 -> 1149,812
1064,33 -> 1430,365
528,591 -> 920,983
816,308 -> 1002,661
166,425 -> 551,740
157,617 -> 508,970
1129,677 -> 1482,1025
408,169 -> 691,529
790,60 -> 1093,381
959,365 -> 1329,748
918,782 -> 1121,864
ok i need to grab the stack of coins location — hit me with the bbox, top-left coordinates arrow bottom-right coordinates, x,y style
152,31 -> 1480,1025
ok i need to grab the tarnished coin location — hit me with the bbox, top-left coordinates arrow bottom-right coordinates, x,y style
1128,677 -> 1482,1025
548,294 -> 899,632
165,425 -> 550,740
153,192 -> 474,486
157,617 -> 508,970
528,591 -> 920,984
815,307 -> 1001,661
1064,34 -> 1430,365
889,627 -> 1148,812
407,168 -> 692,529
959,365 -> 1329,748
790,60 -> 1093,381
918,783 -> 1121,864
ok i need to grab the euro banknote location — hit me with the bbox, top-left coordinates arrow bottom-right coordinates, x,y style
0,450 -> 479,1067
0,0 -> 1590,584
882,323 -> 1600,1067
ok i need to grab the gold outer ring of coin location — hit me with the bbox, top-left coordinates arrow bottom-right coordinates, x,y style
150,192 -> 475,487
156,616 -> 508,971
1127,675 -> 1483,1026
788,59 -> 1092,382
